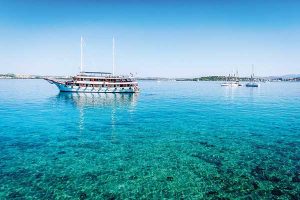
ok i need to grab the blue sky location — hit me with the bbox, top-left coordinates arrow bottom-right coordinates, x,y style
0,0 -> 300,77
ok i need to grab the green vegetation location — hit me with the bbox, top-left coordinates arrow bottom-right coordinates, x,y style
0,73 -> 16,78
194,76 -> 226,81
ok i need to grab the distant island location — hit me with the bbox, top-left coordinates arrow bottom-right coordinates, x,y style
0,73 -> 299,82
0,73 -> 70,80
175,76 -> 298,82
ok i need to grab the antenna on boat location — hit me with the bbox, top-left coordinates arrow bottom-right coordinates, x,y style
80,36 -> 83,72
112,37 -> 115,76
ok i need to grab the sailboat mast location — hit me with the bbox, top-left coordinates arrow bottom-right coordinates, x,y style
112,37 -> 115,76
251,64 -> 254,81
80,36 -> 83,72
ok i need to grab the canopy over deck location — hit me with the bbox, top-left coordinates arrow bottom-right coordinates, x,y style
79,71 -> 112,77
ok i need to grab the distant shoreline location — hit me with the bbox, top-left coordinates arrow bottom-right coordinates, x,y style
0,74 -> 299,82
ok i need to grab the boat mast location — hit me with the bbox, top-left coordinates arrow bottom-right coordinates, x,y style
80,36 -> 83,72
251,64 -> 254,81
112,37 -> 115,76
252,64 -> 254,81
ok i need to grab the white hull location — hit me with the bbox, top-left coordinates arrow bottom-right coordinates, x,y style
48,79 -> 138,93
221,82 -> 241,87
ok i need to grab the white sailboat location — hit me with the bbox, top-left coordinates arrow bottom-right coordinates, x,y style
221,74 -> 231,86
221,71 -> 242,87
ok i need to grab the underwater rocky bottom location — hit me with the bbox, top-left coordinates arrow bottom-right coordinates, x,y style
1,128 -> 299,199
1,80 -> 300,199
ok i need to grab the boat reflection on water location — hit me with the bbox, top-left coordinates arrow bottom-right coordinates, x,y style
223,84 -> 240,100
56,92 -> 139,135
56,92 -> 138,108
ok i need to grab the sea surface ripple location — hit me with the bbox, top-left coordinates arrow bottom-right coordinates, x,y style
0,79 -> 299,199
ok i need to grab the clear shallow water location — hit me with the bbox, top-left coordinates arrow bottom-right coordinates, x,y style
0,79 -> 299,199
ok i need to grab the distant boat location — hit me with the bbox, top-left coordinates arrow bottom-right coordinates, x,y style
246,66 -> 259,87
45,37 -> 139,93
246,82 -> 259,87
221,71 -> 242,87
221,74 -> 230,86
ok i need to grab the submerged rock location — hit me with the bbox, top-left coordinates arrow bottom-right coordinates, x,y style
271,188 -> 283,196
191,153 -> 223,168
82,172 -> 98,181
206,191 -> 218,196
214,197 -> 230,200
128,175 -> 138,180
166,176 -> 174,181
292,175 -> 300,183
35,172 -> 43,179
197,141 -> 215,148
252,165 -> 264,174
8,191 -> 23,198
268,176 -> 281,183
79,192 -> 87,200
252,182 -> 259,190
102,192 -> 118,200
251,165 -> 267,180
58,175 -> 69,182
286,142 -> 298,147
289,193 -> 300,200
283,185 -> 294,190
57,151 -> 66,155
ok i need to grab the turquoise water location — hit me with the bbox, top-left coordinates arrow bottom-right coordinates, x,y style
0,79 -> 299,199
